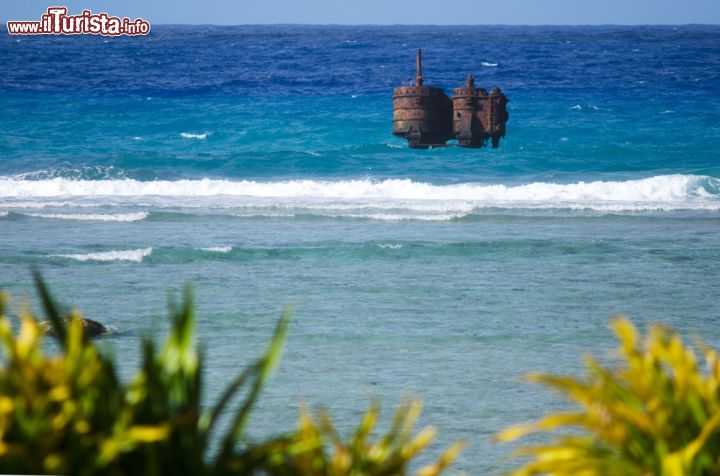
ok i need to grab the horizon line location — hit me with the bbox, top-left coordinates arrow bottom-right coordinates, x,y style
3,22 -> 720,28
118,22 -> 720,27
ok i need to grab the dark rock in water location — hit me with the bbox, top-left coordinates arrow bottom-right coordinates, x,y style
39,317 -> 108,338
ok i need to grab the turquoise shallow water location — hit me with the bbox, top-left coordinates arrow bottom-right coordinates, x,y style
1,25 -> 720,472
1,212 -> 719,471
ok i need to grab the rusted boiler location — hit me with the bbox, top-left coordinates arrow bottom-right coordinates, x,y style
392,49 -> 452,149
393,49 -> 509,149
452,75 -> 508,148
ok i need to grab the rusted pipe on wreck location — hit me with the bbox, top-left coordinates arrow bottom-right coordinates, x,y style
416,48 -> 423,86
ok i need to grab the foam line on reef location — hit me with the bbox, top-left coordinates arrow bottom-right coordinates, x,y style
23,212 -> 149,222
0,175 -> 717,213
198,246 -> 233,253
52,248 -> 153,263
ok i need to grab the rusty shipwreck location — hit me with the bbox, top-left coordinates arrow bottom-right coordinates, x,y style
393,49 -> 509,149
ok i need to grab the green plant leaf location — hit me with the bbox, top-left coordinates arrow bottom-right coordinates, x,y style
32,270 -> 67,346
215,306 -> 292,468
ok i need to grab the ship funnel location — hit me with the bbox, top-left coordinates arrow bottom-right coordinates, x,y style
416,49 -> 423,86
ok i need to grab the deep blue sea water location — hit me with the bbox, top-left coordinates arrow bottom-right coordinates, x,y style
1,25 -> 719,473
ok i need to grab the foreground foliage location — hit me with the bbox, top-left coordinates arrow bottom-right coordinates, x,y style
0,274 -> 461,475
498,317 -> 720,476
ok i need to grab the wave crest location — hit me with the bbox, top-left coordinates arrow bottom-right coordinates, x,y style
0,175 -> 717,214
199,246 -> 233,253
25,212 -> 149,222
53,248 -> 153,263
180,132 -> 210,139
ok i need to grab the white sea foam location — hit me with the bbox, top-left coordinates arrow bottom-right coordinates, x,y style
11,165 -> 128,181
282,202 -> 478,212
481,62 -> 498,67
237,211 -> 462,221
0,201 -> 109,209
53,248 -> 152,263
25,211 -> 149,222
0,211 -> 8,218
335,212 -> 465,221
0,175 -> 717,214
180,132 -> 209,139
377,243 -> 403,249
199,246 -> 233,253
232,212 -> 297,218
569,105 -> 582,110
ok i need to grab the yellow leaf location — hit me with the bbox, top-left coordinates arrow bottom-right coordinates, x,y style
126,424 -> 169,442
612,317 -> 638,352
403,426 -> 436,458
16,315 -> 40,360
416,439 -> 466,476
496,422 -> 537,443
48,385 -> 71,401
495,413 -> 590,443
0,396 -> 14,414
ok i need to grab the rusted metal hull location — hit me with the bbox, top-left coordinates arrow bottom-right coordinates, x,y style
392,49 -> 509,149
452,84 -> 486,148
451,83 -> 509,148
392,86 -> 452,149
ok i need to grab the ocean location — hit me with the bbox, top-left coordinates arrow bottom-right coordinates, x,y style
1,25 -> 719,472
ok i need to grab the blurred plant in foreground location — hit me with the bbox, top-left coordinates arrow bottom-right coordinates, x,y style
0,273 -> 462,475
497,317 -> 720,476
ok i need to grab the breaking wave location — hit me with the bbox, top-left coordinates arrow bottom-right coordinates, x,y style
199,246 -> 233,253
53,248 -> 153,263
180,132 -> 210,139
24,212 -> 149,222
0,175 -> 718,216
